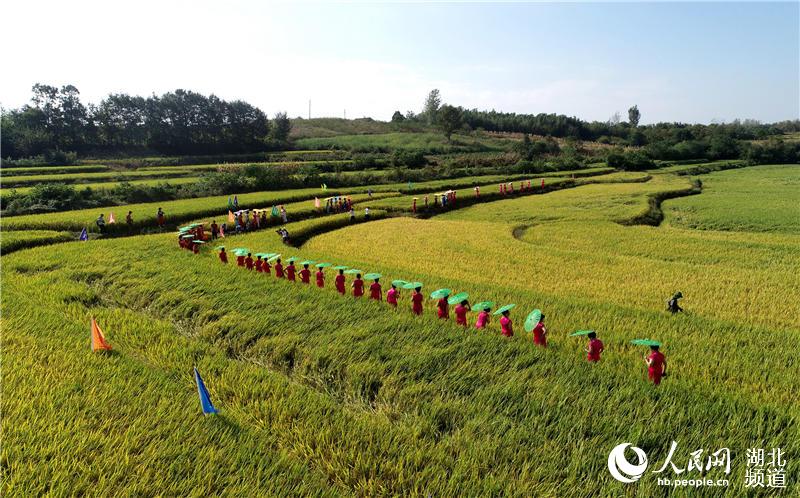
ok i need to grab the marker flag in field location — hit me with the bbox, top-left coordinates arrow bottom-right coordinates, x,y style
227,196 -> 233,209
193,367 -> 218,415
228,210 -> 235,223
79,228 -> 89,241
233,196 -> 239,209
314,197 -> 321,208
271,205 -> 279,217
90,318 -> 112,352
321,184 -> 328,191
108,212 -> 115,224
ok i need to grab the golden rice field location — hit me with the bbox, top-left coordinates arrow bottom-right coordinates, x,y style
2,163 -> 798,496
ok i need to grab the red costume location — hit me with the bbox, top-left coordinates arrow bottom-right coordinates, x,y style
286,264 -> 296,281
647,351 -> 666,385
299,268 -> 311,284
335,274 -> 346,295
437,298 -> 449,319
454,305 -> 468,326
236,255 -> 245,267
411,291 -> 423,315
219,251 -> 228,264
274,262 -> 284,278
245,256 -> 254,270
387,288 -> 398,307
532,322 -> 547,347
315,271 -> 324,288
500,315 -> 513,337
587,338 -> 604,362
255,260 -> 263,272
369,282 -> 382,301
352,278 -> 364,297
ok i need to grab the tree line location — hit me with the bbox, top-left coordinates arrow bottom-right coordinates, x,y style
1,84 -> 292,161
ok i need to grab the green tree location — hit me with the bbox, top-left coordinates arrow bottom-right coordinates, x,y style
437,104 -> 463,141
391,111 -> 405,122
270,112 -> 292,142
628,105 -> 641,127
422,89 -> 441,125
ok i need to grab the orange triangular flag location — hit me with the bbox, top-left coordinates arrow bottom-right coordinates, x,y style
91,317 -> 112,352
228,210 -> 235,223
108,212 -> 116,224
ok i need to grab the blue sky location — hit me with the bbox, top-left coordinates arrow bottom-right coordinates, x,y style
3,1 -> 798,124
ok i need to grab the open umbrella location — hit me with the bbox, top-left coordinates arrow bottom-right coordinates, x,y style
364,273 -> 382,280
391,279 -> 408,287
267,254 -> 281,262
299,260 -> 315,266
402,281 -> 423,290
493,304 -> 516,316
344,269 -> 362,275
333,265 -> 349,270
215,246 -> 225,250
570,330 -> 595,337
316,262 -> 332,268
430,288 -> 451,299
181,234 -> 195,239
473,301 -> 494,311
232,247 -> 249,253
631,339 -> 662,347
286,256 -> 297,263
192,240 -> 206,244
448,292 -> 469,305
524,309 -> 543,332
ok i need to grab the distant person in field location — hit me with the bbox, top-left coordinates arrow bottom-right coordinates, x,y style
352,273 -> 364,298
586,331 -> 604,362
437,296 -> 449,319
192,241 -> 200,254
349,207 -> 356,222
126,211 -> 133,230
156,208 -> 166,228
260,211 -> 267,227
95,213 -> 106,233
210,220 -> 219,239
280,206 -> 288,224
667,292 -> 684,314
245,253 -> 254,270
364,207 -> 370,220
454,300 -> 470,327
299,263 -> 311,284
335,269 -> 346,295
387,282 -> 399,307
645,345 -> 667,385
274,258 -> 284,278
532,314 -> 547,347
236,252 -> 246,267
255,255 -> 264,272
411,286 -> 424,315
286,260 -> 297,281
315,267 -> 325,288
500,308 -> 514,338
218,247 -> 228,264
369,277 -> 382,301
475,305 -> 491,329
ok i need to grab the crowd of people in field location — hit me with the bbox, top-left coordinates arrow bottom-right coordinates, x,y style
202,244 -> 678,386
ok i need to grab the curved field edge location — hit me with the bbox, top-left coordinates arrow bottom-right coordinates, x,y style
2,239 -> 798,495
0,230 -> 75,255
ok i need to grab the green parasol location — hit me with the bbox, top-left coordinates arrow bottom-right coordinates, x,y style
570,330 -> 595,337
232,247 -> 249,253
430,288 -> 451,299
333,265 -> 349,270
473,301 -> 494,311
402,281 -> 423,290
215,246 -> 225,250
344,269 -> 362,275
233,249 -> 248,257
523,309 -> 543,332
299,260 -> 315,266
267,254 -> 281,262
448,292 -> 469,305
181,234 -> 195,239
631,339 -> 662,347
493,304 -> 516,316
391,279 -> 408,287
254,253 -> 270,258
316,262 -> 332,268
192,240 -> 206,244
364,273 -> 382,280
286,257 -> 297,263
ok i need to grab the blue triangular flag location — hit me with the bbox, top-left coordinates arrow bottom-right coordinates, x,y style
79,228 -> 88,241
193,367 -> 218,415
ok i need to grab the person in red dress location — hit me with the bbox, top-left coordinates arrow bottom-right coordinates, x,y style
236,252 -> 245,267
386,283 -> 399,307
369,278 -> 382,301
274,258 -> 284,278
262,258 -> 272,275
286,261 -> 297,281
245,253 -> 254,270
532,314 -> 547,347
454,300 -> 470,327
586,331 -> 604,362
335,269 -> 346,295
499,309 -> 513,338
255,255 -> 264,272
437,297 -> 449,319
411,286 -> 423,315
315,267 -> 325,288
218,247 -> 228,264
475,306 -> 490,329
192,241 -> 200,254
352,274 -> 364,298
299,264 -> 311,284
646,345 -> 667,385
